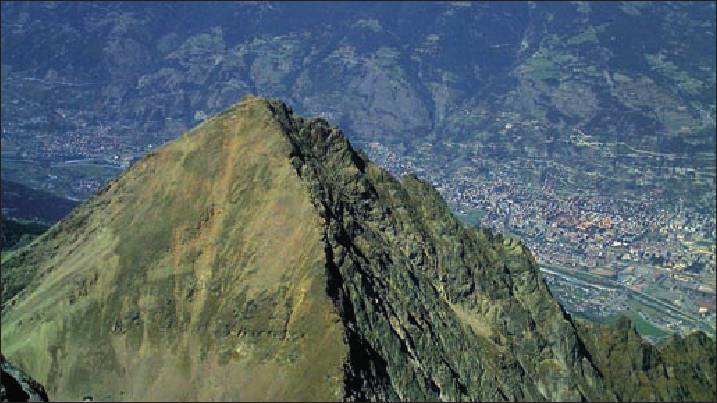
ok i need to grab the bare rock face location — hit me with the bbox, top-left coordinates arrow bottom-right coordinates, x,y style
1,97 -> 714,401
1,355 -> 48,402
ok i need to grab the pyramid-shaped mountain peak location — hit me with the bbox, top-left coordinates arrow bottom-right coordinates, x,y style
2,99 -> 714,402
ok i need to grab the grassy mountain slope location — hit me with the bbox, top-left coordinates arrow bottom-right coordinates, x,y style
1,97 -> 714,401
1,97 -> 346,401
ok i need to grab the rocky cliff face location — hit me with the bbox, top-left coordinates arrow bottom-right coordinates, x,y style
1,97 -> 714,401
267,100 -> 613,401
576,317 -> 716,402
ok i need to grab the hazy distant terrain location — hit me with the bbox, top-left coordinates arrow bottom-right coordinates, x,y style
1,179 -> 77,224
1,1 -> 715,338
2,1 -> 714,199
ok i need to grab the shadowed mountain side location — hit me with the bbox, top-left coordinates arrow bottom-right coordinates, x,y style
0,180 -> 78,225
0,217 -> 47,250
575,317 -> 716,401
1,354 -> 48,402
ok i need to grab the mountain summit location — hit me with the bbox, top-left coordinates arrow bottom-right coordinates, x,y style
1,97 -> 714,401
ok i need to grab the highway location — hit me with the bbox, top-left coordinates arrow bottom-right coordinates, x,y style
539,264 -> 714,335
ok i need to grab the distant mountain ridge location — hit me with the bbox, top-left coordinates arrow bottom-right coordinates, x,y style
0,216 -> 47,250
0,179 -> 77,225
2,2 -> 714,203
0,97 -> 714,401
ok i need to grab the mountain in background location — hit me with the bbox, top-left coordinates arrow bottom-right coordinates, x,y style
1,179 -> 77,225
0,217 -> 47,251
1,97 -> 713,401
1,1 -> 714,203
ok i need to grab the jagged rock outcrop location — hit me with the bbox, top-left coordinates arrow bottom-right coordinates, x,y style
266,100 -> 613,401
1,354 -> 48,402
1,96 -> 714,401
576,317 -> 716,402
